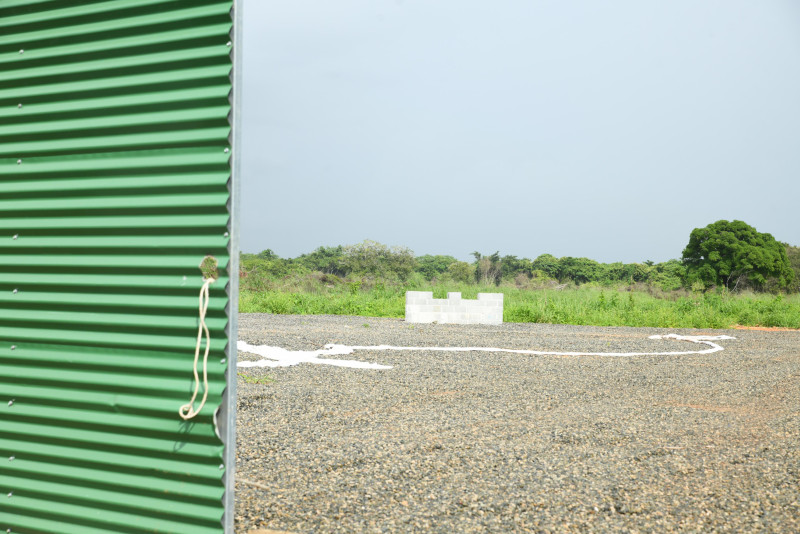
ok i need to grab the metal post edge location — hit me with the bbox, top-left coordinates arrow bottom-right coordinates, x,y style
222,0 -> 243,531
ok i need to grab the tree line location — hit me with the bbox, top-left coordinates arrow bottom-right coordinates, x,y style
241,221 -> 799,293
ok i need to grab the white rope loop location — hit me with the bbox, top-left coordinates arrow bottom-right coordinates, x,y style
179,277 -> 215,420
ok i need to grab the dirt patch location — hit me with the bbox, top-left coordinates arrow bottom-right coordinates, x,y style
731,324 -> 800,332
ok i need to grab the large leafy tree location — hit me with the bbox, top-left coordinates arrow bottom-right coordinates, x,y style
295,245 -> 345,276
556,257 -> 600,284
471,251 -> 502,285
531,254 -> 560,278
785,244 -> 800,292
681,220 -> 794,290
341,240 -> 416,281
416,255 -> 458,280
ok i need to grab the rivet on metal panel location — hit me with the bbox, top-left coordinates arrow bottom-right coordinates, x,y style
12,289 -> 18,294
227,41 -> 232,47
9,345 -> 16,350
16,159 -> 21,165
224,147 -> 230,153
223,231 -> 229,238
8,457 -> 14,461
18,49 -> 23,54
12,234 -> 18,240
6,493 -> 11,498
220,358 -> 226,364
219,464 -> 225,470
17,103 -> 22,109
7,400 -> 13,406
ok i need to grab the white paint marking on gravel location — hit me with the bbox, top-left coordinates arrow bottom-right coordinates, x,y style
237,334 -> 735,369
236,341 -> 394,369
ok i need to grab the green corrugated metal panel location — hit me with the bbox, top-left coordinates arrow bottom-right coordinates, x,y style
0,1 -> 237,532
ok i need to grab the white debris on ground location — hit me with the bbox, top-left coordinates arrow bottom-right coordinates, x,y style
236,334 -> 735,370
236,341 -> 393,369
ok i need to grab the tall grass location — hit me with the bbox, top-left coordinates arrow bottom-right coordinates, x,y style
240,281 -> 800,329
503,287 -> 800,329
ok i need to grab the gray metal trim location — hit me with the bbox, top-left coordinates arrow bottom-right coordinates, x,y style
221,0 -> 243,531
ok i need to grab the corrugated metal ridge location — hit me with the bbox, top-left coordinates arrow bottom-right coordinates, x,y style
0,254 -> 231,268
0,86 -> 230,118
0,65 -> 230,103
0,273 -> 229,289
0,149 -> 228,171
0,1 -> 176,26
1,1 -> 234,532
0,288 -> 229,310
0,22 -> 232,58
0,2 -> 229,40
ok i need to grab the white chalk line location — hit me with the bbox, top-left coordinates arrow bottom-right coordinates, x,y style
237,334 -> 736,370
237,342 -> 393,370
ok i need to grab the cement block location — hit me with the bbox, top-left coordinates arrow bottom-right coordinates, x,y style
405,292 -> 503,324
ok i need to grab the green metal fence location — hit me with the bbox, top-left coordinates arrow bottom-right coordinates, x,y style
1,1 -> 238,532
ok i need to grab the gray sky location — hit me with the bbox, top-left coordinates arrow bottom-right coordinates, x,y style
239,0 -> 800,263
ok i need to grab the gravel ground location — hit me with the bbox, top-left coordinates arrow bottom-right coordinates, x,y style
235,314 -> 800,533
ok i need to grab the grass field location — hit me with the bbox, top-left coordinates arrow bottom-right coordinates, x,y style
240,283 -> 800,330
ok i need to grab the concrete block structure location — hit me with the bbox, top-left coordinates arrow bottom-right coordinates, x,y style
405,291 -> 503,324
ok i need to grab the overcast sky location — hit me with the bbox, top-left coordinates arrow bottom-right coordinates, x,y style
238,0 -> 800,263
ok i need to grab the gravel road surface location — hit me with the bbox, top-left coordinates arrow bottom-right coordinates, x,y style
235,314 -> 800,533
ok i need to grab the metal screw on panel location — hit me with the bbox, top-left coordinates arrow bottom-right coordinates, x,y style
223,147 -> 229,153
8,457 -> 14,461
6,493 -> 11,498
19,49 -> 23,54
16,160 -> 21,165
9,346 -> 15,350
226,41 -> 232,47
220,358 -> 226,364
17,103 -> 21,109
219,464 -> 224,470
12,289 -> 18,294
12,234 -> 18,240
223,231 -> 229,238
7,400 -> 13,406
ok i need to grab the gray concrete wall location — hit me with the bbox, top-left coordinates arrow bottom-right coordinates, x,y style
405,291 -> 503,324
